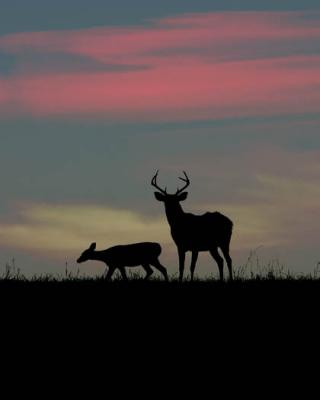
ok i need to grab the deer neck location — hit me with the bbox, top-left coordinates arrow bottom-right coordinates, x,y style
89,250 -> 106,262
164,203 -> 185,228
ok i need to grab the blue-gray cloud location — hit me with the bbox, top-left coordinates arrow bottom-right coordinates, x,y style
0,53 -> 16,76
0,50 -> 150,76
0,0 -> 319,35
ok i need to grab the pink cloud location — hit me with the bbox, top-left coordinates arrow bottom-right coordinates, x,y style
3,55 -> 318,121
0,11 -> 319,121
0,80 -> 11,106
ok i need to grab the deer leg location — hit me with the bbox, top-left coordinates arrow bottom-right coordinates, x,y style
150,259 -> 169,282
142,264 -> 153,280
178,248 -> 186,282
105,265 -> 115,281
119,267 -> 128,281
220,245 -> 233,281
210,248 -> 224,281
190,251 -> 199,282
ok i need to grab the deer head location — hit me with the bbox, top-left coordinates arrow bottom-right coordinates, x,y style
151,170 -> 190,204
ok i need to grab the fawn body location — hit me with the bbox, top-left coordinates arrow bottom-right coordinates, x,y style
77,242 -> 168,281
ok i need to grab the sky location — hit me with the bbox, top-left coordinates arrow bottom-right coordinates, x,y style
0,1 -> 320,278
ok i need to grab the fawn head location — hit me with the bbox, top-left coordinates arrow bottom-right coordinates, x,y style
77,242 -> 96,263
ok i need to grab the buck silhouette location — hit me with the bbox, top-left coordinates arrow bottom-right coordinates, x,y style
77,242 -> 168,281
152,171 -> 233,281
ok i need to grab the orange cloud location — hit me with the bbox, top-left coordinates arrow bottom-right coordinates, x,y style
197,172 -> 320,258
0,204 -> 171,254
2,163 -> 320,261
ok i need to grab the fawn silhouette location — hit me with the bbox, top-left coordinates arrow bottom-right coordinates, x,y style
77,242 -> 168,281
152,171 -> 233,281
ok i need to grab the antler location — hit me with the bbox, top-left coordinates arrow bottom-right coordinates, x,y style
151,170 -> 167,194
176,171 -> 190,195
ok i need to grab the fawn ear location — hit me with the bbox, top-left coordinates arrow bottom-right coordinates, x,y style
177,192 -> 188,201
89,242 -> 96,251
154,192 -> 165,201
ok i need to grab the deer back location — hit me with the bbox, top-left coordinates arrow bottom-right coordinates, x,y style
170,211 -> 233,251
105,242 -> 162,267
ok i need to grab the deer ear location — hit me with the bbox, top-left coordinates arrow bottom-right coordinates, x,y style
89,242 -> 96,251
154,192 -> 165,201
178,192 -> 188,201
